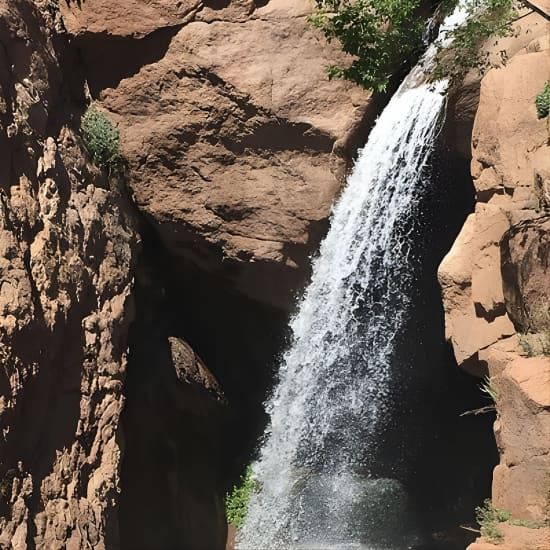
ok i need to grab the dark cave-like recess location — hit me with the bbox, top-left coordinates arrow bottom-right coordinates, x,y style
118,219 -> 288,550
119,124 -> 497,550
370,139 -> 499,549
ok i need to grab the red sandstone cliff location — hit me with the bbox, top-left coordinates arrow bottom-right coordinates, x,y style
0,0 -> 372,547
0,1 -> 139,546
439,12 -> 550,549
1,1 -> 549,548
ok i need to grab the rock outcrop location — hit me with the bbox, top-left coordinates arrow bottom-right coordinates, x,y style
64,0 -> 373,309
0,1 -> 139,547
1,0 -> 374,548
438,12 -> 550,549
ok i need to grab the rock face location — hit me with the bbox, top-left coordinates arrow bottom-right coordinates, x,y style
438,13 -> 550,549
60,0 -> 203,38
0,1 -> 139,547
68,0 -> 373,309
1,0 -> 374,548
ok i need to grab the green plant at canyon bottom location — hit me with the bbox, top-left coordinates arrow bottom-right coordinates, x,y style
82,104 -> 121,175
476,499 -> 511,543
225,465 -> 258,529
475,499 -> 546,544
535,81 -> 550,119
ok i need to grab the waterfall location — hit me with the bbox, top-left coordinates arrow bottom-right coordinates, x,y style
239,6 -> 468,549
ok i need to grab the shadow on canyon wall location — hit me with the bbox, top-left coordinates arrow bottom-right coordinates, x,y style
369,141 -> 498,548
118,143 -> 497,550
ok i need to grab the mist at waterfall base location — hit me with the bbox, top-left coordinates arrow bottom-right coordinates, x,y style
238,7 -> 496,550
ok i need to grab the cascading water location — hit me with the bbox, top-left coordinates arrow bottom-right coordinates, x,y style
240,6 -> 469,549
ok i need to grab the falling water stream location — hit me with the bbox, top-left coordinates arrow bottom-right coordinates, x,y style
239,6 -> 469,549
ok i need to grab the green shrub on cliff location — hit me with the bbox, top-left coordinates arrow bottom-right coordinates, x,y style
225,465 -> 258,529
433,0 -> 518,82
309,0 -> 426,91
535,81 -> 550,119
310,0 -> 521,90
519,300 -> 550,356
480,375 -> 499,403
476,499 -> 511,543
519,331 -> 550,356
82,104 -> 121,174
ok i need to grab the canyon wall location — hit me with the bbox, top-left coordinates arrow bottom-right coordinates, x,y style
2,0 -> 548,548
66,0 -> 373,310
0,0 -> 372,548
0,1 -> 139,547
439,12 -> 550,550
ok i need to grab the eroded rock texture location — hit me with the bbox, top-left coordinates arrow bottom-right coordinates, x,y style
68,0 -> 373,310
0,1 -> 139,547
1,0 -> 374,548
439,13 -> 550,549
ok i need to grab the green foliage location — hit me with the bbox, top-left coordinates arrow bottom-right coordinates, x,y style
476,499 -> 511,544
510,517 -> 546,528
481,375 -> 499,403
225,465 -> 258,529
82,105 -> 121,174
433,0 -> 518,82
309,0 -> 426,91
475,499 -> 546,543
535,81 -> 550,119
310,0 -> 520,90
519,332 -> 550,357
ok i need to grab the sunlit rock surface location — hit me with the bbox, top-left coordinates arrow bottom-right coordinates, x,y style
439,13 -> 550,549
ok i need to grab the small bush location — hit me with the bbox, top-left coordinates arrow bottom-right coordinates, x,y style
82,105 -> 121,174
476,499 -> 511,544
535,81 -> 550,119
433,0 -> 518,82
519,300 -> 550,357
519,332 -> 550,357
309,0 -> 426,91
511,517 -> 545,528
481,375 -> 499,403
225,465 -> 258,529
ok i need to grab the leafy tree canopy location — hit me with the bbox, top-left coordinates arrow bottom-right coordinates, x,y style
310,0 -> 428,91
310,0 -> 519,90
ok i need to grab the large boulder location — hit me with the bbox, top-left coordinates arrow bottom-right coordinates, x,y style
64,0 -> 373,309
60,0 -> 202,38
438,20 -> 550,373
491,357 -> 550,520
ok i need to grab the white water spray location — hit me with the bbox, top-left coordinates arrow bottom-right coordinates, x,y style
240,6 -> 468,549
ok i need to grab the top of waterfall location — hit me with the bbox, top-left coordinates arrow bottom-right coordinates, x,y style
400,1 -> 470,90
